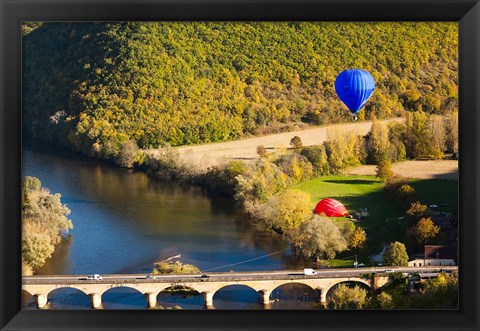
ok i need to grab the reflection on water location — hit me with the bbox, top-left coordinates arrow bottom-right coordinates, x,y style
22,143 -> 312,309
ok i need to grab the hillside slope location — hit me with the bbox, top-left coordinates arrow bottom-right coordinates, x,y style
23,22 -> 457,162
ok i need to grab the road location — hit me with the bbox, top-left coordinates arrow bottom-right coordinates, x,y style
144,118 -> 404,170
23,266 -> 457,284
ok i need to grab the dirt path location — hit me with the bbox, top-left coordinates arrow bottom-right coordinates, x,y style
145,118 -> 404,170
346,160 -> 458,180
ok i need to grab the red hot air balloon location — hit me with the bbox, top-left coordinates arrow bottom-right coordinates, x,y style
314,198 -> 349,217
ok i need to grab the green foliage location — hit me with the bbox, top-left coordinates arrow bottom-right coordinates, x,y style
373,291 -> 395,309
235,159 -> 288,203
153,261 -> 201,274
23,22 -> 457,163
300,145 -> 330,175
293,215 -> 348,260
22,177 -> 73,271
382,272 -> 458,309
383,241 -> 409,266
384,177 -> 418,209
201,160 -> 247,197
328,284 -> 368,309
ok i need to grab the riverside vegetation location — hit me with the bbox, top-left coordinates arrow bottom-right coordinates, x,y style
22,176 -> 73,275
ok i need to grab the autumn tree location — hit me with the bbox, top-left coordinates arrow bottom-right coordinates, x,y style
261,189 -> 313,233
427,115 -> 447,158
368,120 -> 390,163
383,241 -> 409,266
406,201 -> 428,218
328,284 -> 368,309
408,217 -> 440,246
294,215 -> 348,260
376,159 -> 394,182
445,111 -> 458,154
349,227 -> 367,250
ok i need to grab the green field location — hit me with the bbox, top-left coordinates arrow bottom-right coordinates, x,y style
294,175 -> 458,261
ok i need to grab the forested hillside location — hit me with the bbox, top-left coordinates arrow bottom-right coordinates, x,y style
23,22 -> 457,162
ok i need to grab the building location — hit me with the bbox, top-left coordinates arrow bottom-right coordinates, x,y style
407,245 -> 457,267
408,258 -> 455,267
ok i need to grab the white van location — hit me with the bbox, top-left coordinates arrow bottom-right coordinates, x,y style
304,268 -> 317,275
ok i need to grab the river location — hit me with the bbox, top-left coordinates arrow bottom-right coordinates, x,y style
22,144 -> 318,309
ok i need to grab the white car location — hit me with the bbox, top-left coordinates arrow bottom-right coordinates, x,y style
87,274 -> 103,280
304,268 -> 318,275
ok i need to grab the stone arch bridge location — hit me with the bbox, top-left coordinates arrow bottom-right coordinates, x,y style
23,266 -> 455,309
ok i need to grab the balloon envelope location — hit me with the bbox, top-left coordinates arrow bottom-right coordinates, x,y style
335,69 -> 375,114
314,198 -> 349,217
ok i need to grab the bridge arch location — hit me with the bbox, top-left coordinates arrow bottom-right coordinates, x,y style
212,284 -> 260,309
270,281 -> 316,294
324,278 -> 371,301
101,286 -> 147,309
44,287 -> 91,309
22,290 -> 36,308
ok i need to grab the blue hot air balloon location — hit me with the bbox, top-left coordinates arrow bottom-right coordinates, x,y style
335,69 -> 375,119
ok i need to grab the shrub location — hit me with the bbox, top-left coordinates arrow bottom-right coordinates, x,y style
153,261 -> 201,274
290,136 -> 303,149
276,153 -> 314,184
397,184 -> 417,208
115,140 -> 140,168
376,159 -> 394,182
328,284 -> 368,309
406,201 -> 428,218
257,145 -> 268,158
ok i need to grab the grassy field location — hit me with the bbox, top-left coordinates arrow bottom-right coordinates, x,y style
410,179 -> 458,215
294,175 -> 458,262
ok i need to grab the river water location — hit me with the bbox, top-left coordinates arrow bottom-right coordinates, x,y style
22,144 -> 318,309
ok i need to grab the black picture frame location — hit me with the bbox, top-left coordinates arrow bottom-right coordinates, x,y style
1,0 -> 479,330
